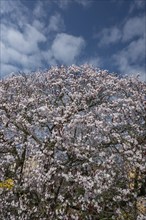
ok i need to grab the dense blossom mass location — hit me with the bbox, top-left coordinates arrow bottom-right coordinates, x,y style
0,65 -> 146,220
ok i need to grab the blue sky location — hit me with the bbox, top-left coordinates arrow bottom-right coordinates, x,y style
0,0 -> 146,80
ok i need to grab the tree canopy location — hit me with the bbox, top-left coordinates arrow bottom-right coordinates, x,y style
0,65 -> 146,219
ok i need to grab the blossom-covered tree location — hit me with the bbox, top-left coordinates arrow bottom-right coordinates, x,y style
0,65 -> 146,219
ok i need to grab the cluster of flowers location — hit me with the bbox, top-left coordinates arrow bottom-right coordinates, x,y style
0,65 -> 146,219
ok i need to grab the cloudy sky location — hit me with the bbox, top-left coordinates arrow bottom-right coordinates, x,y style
0,0 -> 146,80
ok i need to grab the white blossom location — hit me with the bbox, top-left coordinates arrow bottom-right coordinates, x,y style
0,65 -> 146,219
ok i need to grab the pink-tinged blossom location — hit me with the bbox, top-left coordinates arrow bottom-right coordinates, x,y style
0,65 -> 146,219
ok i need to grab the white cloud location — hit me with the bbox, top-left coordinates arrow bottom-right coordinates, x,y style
33,1 -> 49,19
1,0 -> 25,15
1,64 -> 19,78
42,50 -> 57,66
1,41 -> 22,64
86,57 -> 101,67
1,0 -> 29,29
0,0 -> 48,77
1,20 -> 86,76
1,0 -> 17,14
124,37 -> 145,63
113,37 -> 145,81
122,16 -> 145,42
1,40 -> 44,72
1,24 -> 46,55
56,0 -> 91,9
51,33 -> 85,65
80,56 -> 102,67
48,13 -> 65,32
98,27 -> 122,46
0,0 -> 87,77
33,1 -> 44,18
1,22 -> 47,77
32,20 -> 46,32
129,0 -> 145,13
96,14 -> 145,81
74,0 -> 91,7
97,15 -> 145,46
56,0 -> 69,9
135,0 -> 145,8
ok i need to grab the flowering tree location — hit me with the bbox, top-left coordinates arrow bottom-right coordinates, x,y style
0,65 -> 146,219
